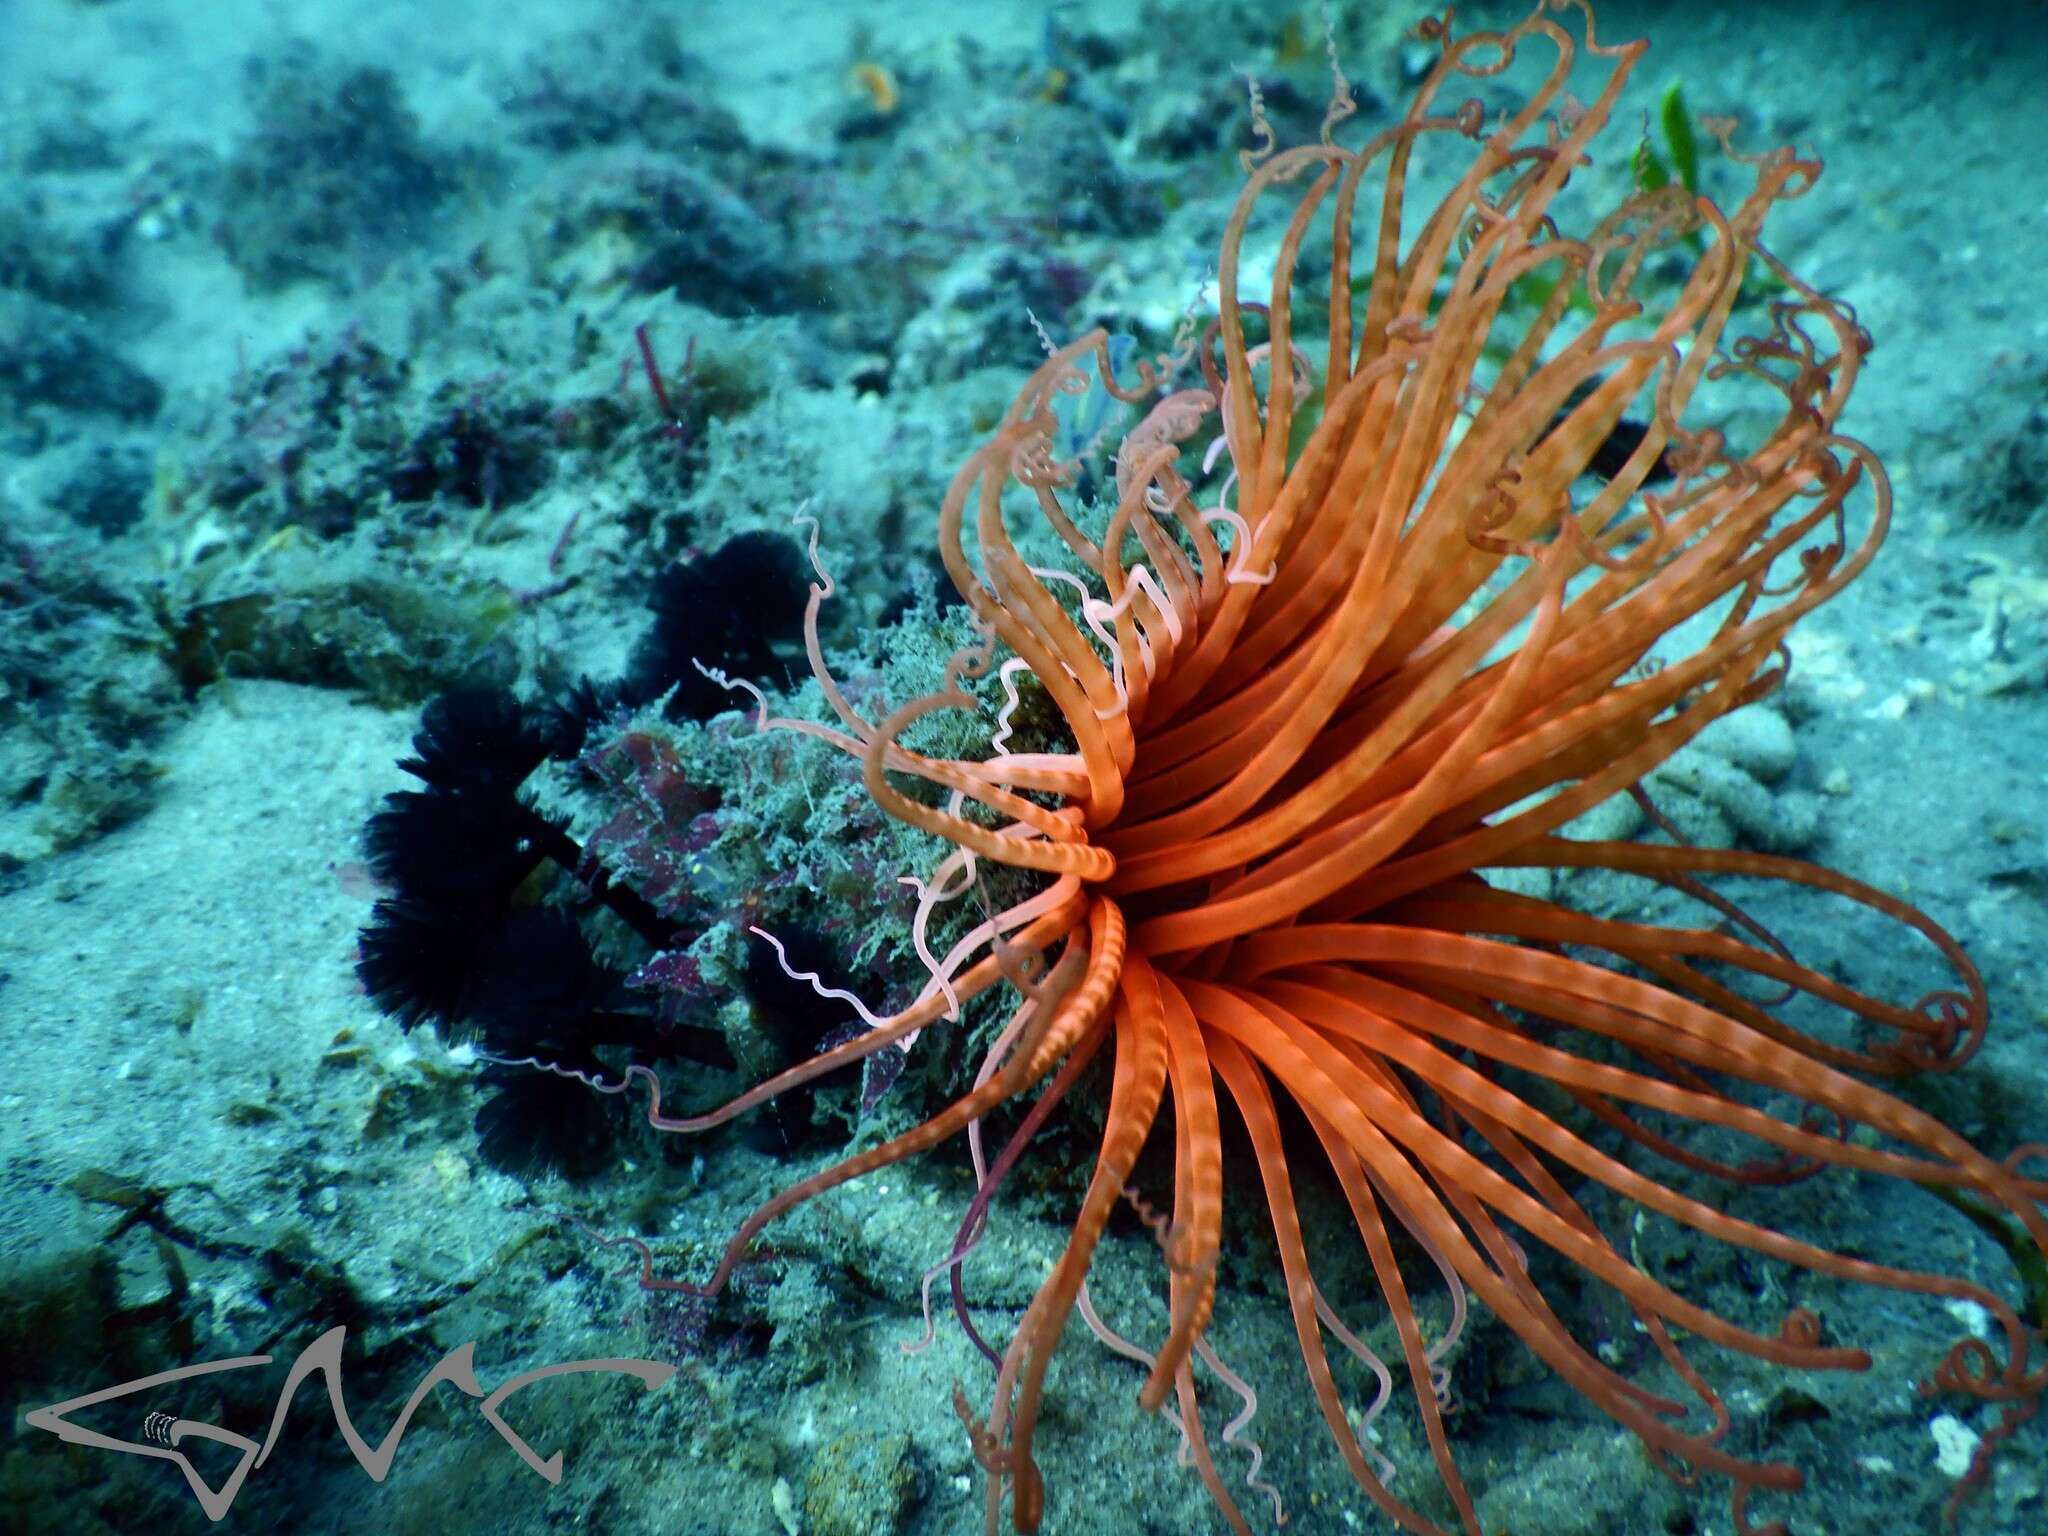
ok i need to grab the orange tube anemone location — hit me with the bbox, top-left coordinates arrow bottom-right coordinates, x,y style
633,4 -> 2048,1532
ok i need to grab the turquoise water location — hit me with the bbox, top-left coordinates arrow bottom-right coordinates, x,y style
3,2 -> 2045,1533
